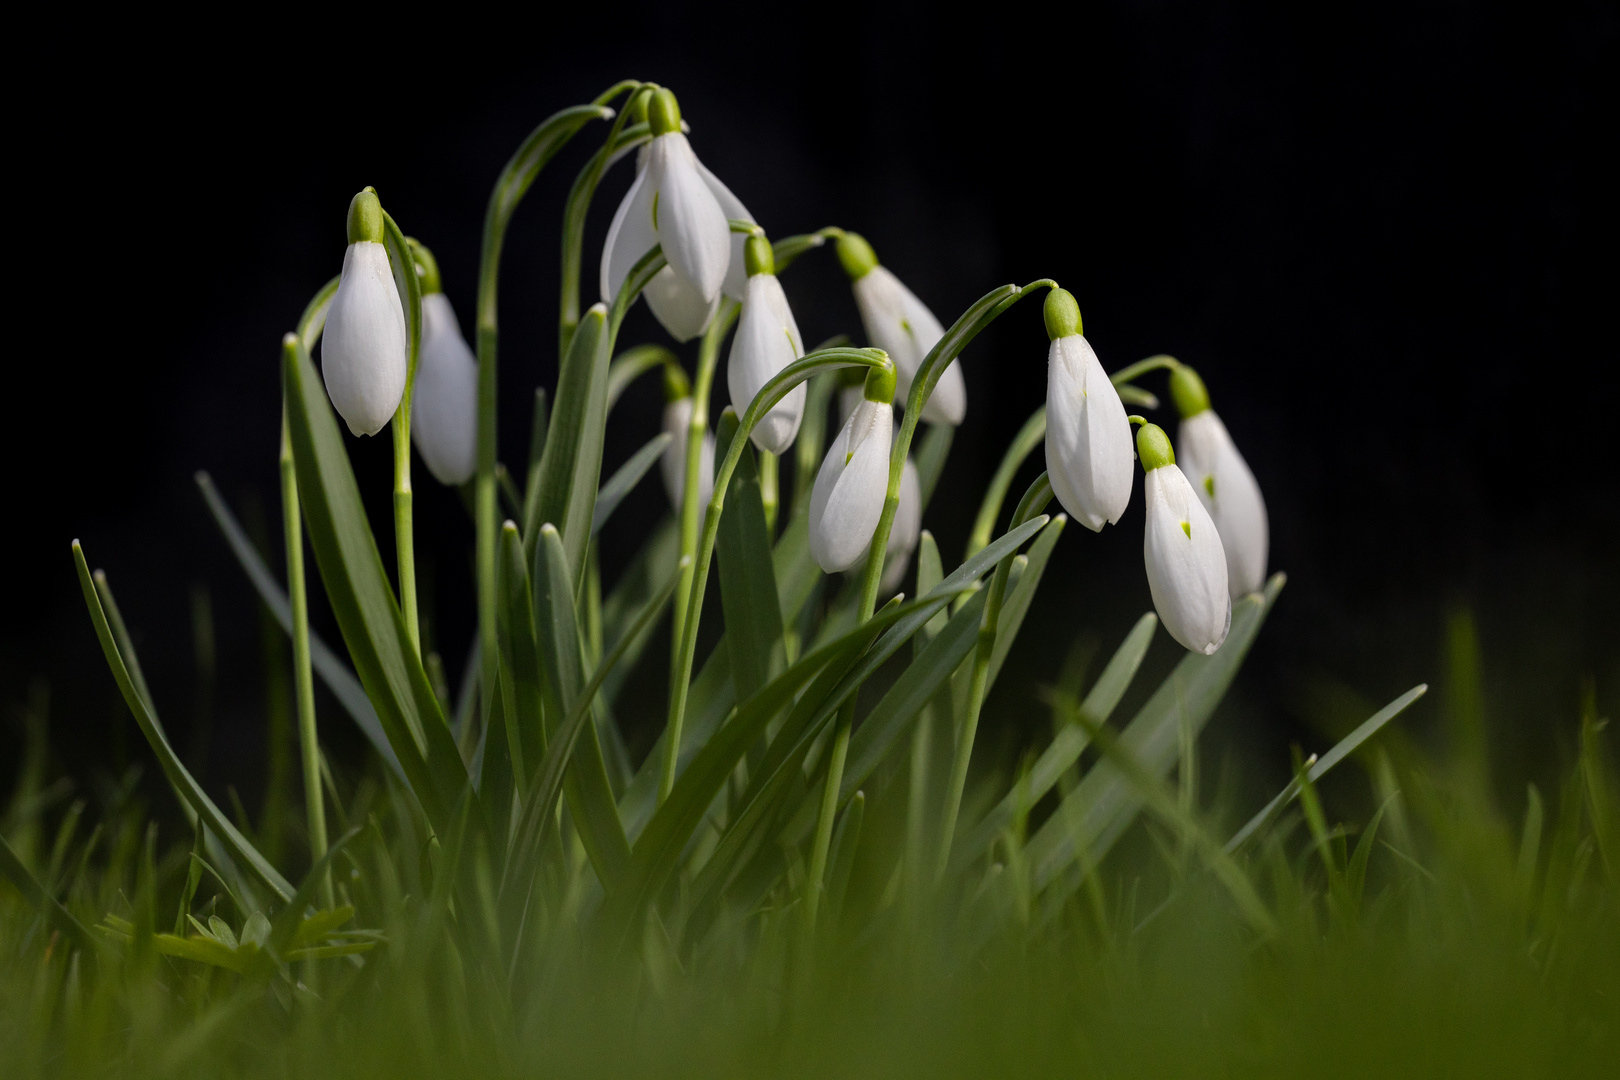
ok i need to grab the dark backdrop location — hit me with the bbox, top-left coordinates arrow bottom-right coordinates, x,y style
8,2 -> 1617,819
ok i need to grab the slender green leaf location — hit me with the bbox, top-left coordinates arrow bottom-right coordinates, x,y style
965,406 -> 1046,558
605,344 -> 679,412
530,524 -> 630,887
528,305 -> 611,585
825,791 -> 866,925
714,410 -> 784,703
1027,573 -> 1287,897
913,423 -> 955,514
496,523 -> 546,788
600,516 -> 679,707
0,832 -> 98,954
282,335 -> 466,830
194,472 -> 403,781
592,432 -> 671,537
72,542 -> 295,903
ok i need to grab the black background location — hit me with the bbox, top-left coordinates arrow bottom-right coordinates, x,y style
7,2 -> 1617,821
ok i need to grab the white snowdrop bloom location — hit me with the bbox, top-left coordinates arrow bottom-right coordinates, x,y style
1042,289 -> 1134,532
838,233 -> 966,426
878,458 -> 922,594
809,367 -> 896,573
322,190 -> 406,437
838,382 -> 865,427
1138,423 -> 1230,655
412,290 -> 478,485
727,237 -> 805,454
1171,365 -> 1269,598
660,394 -> 714,514
599,89 -> 734,342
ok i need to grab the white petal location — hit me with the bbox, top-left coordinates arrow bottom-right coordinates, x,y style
644,265 -> 721,342
727,275 -> 804,454
660,397 -> 714,513
879,458 -> 922,593
1044,335 -> 1134,532
1143,466 -> 1230,654
851,267 -> 920,380
920,358 -> 966,425
1177,411 -> 1269,598
894,282 -> 963,423
411,294 -> 478,484
696,158 -> 754,302
322,242 -> 407,437
600,159 -> 657,304
809,401 -> 893,572
649,133 -> 731,302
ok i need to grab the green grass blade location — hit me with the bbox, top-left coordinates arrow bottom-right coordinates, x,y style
980,513 -> 1065,694
0,832 -> 99,954
953,612 -> 1159,868
714,410 -> 785,703
1224,683 -> 1427,854
592,432 -> 671,536
527,304 -> 611,585
72,541 -> 296,903
599,516 -> 679,707
530,524 -> 631,888
1027,573 -> 1287,897
965,405 -> 1046,559
282,335 -> 467,830
194,472 -> 404,781
619,644 -> 735,843
605,344 -> 678,412
913,422 -> 955,514
496,523 -> 546,790
825,791 -> 866,926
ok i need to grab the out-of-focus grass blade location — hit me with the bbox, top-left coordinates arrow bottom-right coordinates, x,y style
1,832 -> 99,954
605,344 -> 678,412
965,405 -> 1046,558
530,524 -> 630,887
619,644 -> 734,842
600,516 -> 678,705
194,472 -> 404,782
981,513 -> 1065,692
72,542 -> 296,904
264,826 -> 362,964
953,612 -> 1158,870
592,433 -> 671,536
913,423 -> 955,514
501,553 -> 683,906
1027,574 -> 1286,899
825,791 -> 866,926
527,305 -> 610,585
714,411 -> 784,702
1224,683 -> 1427,854
522,388 -> 550,533
282,336 -> 466,830
916,531 -> 946,642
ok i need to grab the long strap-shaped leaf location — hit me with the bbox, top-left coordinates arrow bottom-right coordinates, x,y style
530,524 -> 631,887
525,305 -> 611,584
282,334 -> 468,831
1025,573 -> 1287,896
591,432 -> 671,536
194,472 -> 404,782
496,523 -> 546,791
1,832 -> 99,954
952,611 -> 1158,869
73,541 -> 296,903
714,410 -> 784,703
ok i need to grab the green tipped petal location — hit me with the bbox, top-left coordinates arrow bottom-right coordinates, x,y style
1137,422 -> 1175,470
744,234 -> 774,277
1170,364 -> 1211,418
649,88 -> 681,136
864,359 -> 897,404
1043,288 -> 1082,340
837,232 -> 879,280
346,188 -> 384,245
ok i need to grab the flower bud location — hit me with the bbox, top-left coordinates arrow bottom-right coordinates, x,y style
1044,294 -> 1133,532
412,291 -> 478,485
323,189 -> 406,437
660,394 -> 715,514
1173,367 -> 1268,597
809,395 -> 894,573
727,246 -> 805,454
845,236 -> 965,426
1139,422 -> 1230,654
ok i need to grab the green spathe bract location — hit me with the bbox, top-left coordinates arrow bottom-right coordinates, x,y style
18,76 -> 1605,1079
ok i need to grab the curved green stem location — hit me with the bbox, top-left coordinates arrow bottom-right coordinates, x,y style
658,347 -> 892,803
1109,353 -> 1180,387
965,405 -> 1048,560
934,472 -> 1054,884
605,344 -> 680,413
381,211 -> 423,656
475,101 -> 614,754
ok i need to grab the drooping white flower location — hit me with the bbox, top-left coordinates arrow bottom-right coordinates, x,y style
322,190 -> 406,437
1138,423 -> 1230,654
660,395 -> 714,514
599,89 -> 735,342
838,233 -> 966,426
1042,289 -> 1134,532
727,237 -> 805,454
809,374 -> 896,573
412,291 -> 478,485
1171,366 -> 1268,598
879,458 -> 922,593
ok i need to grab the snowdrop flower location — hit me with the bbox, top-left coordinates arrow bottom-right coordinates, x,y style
659,364 -> 714,514
878,458 -> 922,594
1042,289 -> 1134,532
1138,422 -> 1230,654
407,244 -> 476,485
837,232 -> 966,426
323,189 -> 407,437
600,89 -> 738,342
810,363 -> 896,573
727,236 -> 805,454
1171,365 -> 1269,598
